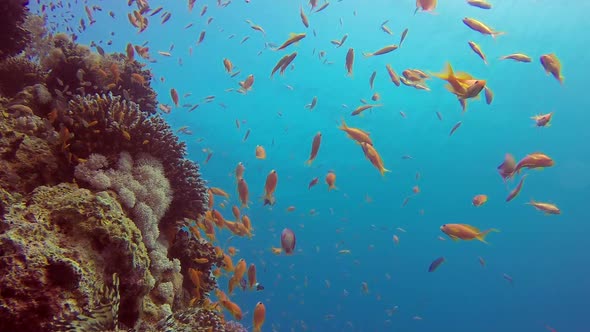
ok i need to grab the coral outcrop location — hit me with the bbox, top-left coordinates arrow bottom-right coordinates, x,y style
0,101 -> 61,193
0,183 -> 152,331
64,93 -> 208,238
0,3 -> 218,331
40,34 -> 157,115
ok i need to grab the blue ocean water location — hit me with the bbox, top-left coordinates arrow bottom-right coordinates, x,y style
33,0 -> 590,331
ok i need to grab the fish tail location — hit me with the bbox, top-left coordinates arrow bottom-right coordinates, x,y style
491,31 -> 505,39
477,228 -> 500,243
304,159 -> 313,166
339,117 -> 348,130
380,167 -> 391,176
362,52 -> 373,57
328,185 -> 338,191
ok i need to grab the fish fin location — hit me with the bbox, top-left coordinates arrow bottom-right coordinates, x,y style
477,228 -> 500,244
491,31 -> 506,39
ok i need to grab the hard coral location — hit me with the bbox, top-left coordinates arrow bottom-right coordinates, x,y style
0,56 -> 46,98
0,103 -> 61,194
225,320 -> 248,332
157,307 -> 226,332
64,93 -> 208,239
0,0 -> 30,59
169,230 -> 224,303
0,183 -> 152,331
41,35 -> 157,114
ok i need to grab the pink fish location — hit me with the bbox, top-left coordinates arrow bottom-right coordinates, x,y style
281,228 -> 296,254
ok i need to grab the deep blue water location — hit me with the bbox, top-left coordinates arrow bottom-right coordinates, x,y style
32,0 -> 590,331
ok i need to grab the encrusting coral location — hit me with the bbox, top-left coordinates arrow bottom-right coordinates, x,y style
157,307 -> 226,332
0,183 -> 153,331
0,0 -> 31,60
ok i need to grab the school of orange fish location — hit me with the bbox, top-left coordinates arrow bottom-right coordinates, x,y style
35,0 -> 567,330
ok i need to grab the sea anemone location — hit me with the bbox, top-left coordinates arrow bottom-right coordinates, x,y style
0,0 -> 31,60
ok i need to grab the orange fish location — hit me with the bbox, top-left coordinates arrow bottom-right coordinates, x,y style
463,18 -> 504,38
326,171 -> 337,191
221,299 -> 243,320
528,200 -> 561,215
263,170 -> 278,206
276,33 -> 306,50
237,178 -> 249,208
253,302 -> 266,332
300,5 -> 309,28
239,74 -> 255,93
514,153 -> 554,173
210,187 -> 230,198
440,223 -> 499,244
346,48 -> 354,77
305,132 -> 322,165
255,145 -> 266,159
506,175 -> 527,202
386,64 -> 401,86
540,54 -> 564,84
363,45 -> 398,57
126,43 -> 135,61
241,214 -> 253,232
472,194 -> 488,207
247,263 -> 257,289
231,205 -> 241,221
223,58 -> 233,73
360,142 -> 390,176
415,0 -> 437,13
500,53 -> 531,63
170,88 -> 179,107
531,113 -> 553,127
468,41 -> 487,64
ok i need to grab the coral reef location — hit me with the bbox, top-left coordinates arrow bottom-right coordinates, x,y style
0,4 -> 216,331
0,56 -> 46,98
64,93 -> 208,238
74,151 -> 173,249
0,183 -> 153,331
157,307 -> 226,332
225,320 -> 248,332
0,0 -> 31,60
40,34 -> 157,115
0,101 -> 62,194
169,230 -> 225,303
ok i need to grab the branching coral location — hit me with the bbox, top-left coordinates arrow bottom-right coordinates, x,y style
0,56 -> 46,98
40,35 -> 157,115
0,0 -> 31,60
64,93 -> 208,236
